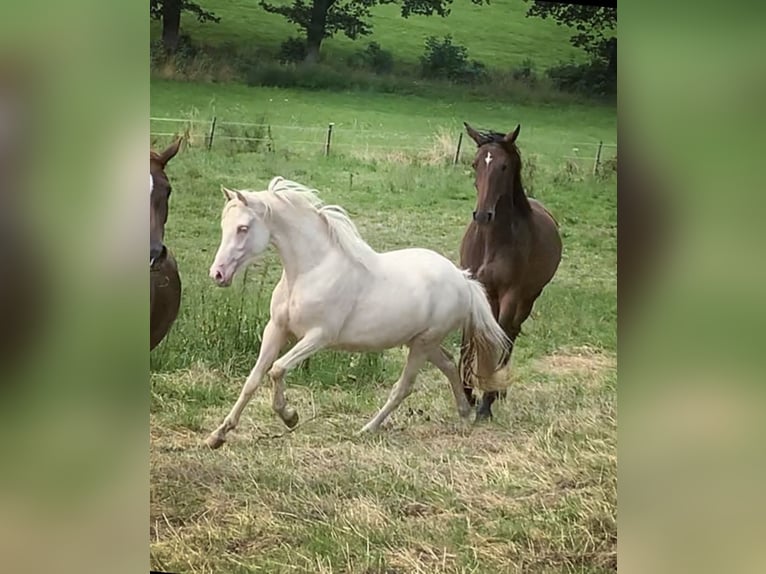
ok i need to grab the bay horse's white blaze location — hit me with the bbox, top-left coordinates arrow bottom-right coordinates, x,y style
484,151 -> 493,166
205,176 -> 511,448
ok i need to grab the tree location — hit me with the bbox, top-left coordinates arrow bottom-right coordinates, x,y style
524,2 -> 616,73
260,0 -> 484,64
150,0 -> 220,53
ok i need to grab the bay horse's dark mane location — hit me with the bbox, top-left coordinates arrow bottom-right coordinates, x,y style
475,130 -> 510,146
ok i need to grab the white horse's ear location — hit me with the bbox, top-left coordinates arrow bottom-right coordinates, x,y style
268,176 -> 284,192
234,190 -> 248,206
221,186 -> 247,205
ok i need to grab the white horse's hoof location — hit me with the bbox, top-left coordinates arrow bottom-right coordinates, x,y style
205,433 -> 226,449
282,409 -> 299,429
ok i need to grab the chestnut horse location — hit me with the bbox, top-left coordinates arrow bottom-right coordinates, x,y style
459,122 -> 562,420
150,138 -> 182,350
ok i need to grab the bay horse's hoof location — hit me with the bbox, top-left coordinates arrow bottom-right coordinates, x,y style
283,410 -> 300,429
474,410 -> 493,424
205,433 -> 226,449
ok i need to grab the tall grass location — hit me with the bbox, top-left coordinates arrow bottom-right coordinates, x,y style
151,46 -> 591,106
150,141 -> 615,384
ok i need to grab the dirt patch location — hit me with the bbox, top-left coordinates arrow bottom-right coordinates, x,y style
533,346 -> 616,378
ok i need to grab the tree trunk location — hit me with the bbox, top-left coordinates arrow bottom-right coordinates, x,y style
606,37 -> 617,77
162,0 -> 182,53
304,36 -> 322,64
304,0 -> 332,63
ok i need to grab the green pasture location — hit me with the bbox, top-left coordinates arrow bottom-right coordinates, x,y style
150,0 -> 589,71
150,80 -> 617,573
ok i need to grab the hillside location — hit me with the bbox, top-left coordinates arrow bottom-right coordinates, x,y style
150,0 -> 585,71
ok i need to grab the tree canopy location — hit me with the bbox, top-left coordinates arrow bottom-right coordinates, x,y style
524,2 -> 616,60
260,0 -> 486,63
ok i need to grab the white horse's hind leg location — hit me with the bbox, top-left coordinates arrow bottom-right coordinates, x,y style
205,320 -> 288,449
360,346 -> 427,433
427,346 -> 472,420
267,329 -> 328,428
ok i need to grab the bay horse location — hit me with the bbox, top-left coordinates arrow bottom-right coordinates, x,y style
204,176 -> 511,449
459,122 -> 562,420
150,138 -> 183,350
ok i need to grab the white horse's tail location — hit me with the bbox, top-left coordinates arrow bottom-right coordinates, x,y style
461,273 -> 513,393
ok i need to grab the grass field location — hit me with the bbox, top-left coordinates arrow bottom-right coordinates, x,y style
150,0 -> 588,71
150,80 -> 617,573
150,79 -> 616,160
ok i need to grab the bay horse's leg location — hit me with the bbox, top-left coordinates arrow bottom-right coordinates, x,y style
460,330 -> 477,407
359,345 -> 428,433
428,346 -> 472,420
463,293 -> 500,407
267,329 -> 328,428
476,293 -> 538,421
205,320 -> 288,449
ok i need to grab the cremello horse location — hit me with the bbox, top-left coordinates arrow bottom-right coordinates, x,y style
205,177 -> 511,449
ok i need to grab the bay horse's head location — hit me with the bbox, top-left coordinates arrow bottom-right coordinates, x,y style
464,122 -> 525,224
149,138 -> 182,268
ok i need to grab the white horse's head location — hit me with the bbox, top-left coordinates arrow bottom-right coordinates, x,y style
209,187 -> 270,287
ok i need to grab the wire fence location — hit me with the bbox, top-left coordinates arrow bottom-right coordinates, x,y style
150,116 -> 617,173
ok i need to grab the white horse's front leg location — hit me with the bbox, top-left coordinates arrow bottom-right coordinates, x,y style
205,320 -> 288,449
267,329 -> 328,428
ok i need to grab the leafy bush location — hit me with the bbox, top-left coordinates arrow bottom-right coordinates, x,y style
278,37 -> 307,64
150,33 -> 200,67
419,35 -> 487,84
512,58 -> 538,86
546,59 -> 615,97
244,61 -> 368,91
150,34 -> 225,81
347,42 -> 394,74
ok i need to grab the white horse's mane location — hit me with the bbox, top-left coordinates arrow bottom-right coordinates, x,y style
238,176 -> 377,268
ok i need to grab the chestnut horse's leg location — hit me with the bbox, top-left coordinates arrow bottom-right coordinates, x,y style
475,292 -> 537,421
461,330 -> 477,407
463,290 -> 500,407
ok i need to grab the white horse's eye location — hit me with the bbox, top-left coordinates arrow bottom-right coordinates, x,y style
237,225 -> 249,234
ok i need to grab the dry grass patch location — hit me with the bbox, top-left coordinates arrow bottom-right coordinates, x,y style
151,355 -> 615,573
533,346 -> 616,379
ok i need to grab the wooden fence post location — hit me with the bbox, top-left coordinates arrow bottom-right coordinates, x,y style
207,116 -> 217,151
454,132 -> 463,165
325,122 -> 335,156
593,140 -> 603,175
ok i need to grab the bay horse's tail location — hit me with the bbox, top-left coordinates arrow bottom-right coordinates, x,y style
460,273 -> 513,393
